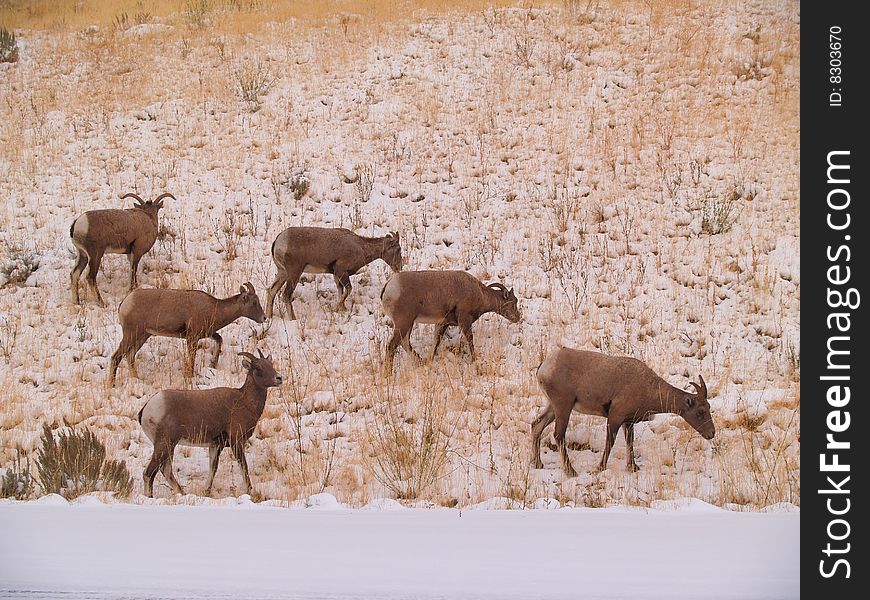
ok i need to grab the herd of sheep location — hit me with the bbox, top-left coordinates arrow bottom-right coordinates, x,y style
68,192 -> 716,498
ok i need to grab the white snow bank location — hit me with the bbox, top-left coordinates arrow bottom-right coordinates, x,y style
0,502 -> 798,599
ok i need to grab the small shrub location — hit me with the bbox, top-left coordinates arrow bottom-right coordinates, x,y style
1,449 -> 34,500
0,28 -> 19,64
0,315 -> 18,363
289,172 -> 311,202
364,372 -> 459,500
0,248 -> 39,287
186,0 -> 212,29
235,60 -> 277,112
102,459 -> 135,497
700,188 -> 740,235
514,33 -> 535,68
36,424 -> 134,499
354,163 -> 374,204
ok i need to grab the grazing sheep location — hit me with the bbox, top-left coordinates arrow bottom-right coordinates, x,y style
265,227 -> 403,320
137,350 -> 283,497
108,283 -> 266,386
70,192 -> 173,306
533,346 -> 715,476
380,270 -> 521,367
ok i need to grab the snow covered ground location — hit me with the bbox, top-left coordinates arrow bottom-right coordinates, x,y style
0,0 -> 799,509
0,495 -> 798,600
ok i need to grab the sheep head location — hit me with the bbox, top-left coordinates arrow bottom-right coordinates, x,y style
239,350 -> 283,388
487,283 -> 521,323
382,231 -> 403,272
681,375 -> 715,440
238,282 -> 267,324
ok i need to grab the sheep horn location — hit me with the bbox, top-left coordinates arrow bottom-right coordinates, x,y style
257,348 -> 265,359
154,192 -> 176,203
238,352 -> 256,363
488,282 -> 509,297
689,376 -> 707,401
120,192 -> 145,205
244,282 -> 255,294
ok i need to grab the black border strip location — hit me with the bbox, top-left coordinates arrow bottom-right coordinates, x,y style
803,3 -> 866,595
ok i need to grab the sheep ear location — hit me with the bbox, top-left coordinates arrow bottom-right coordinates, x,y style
686,396 -> 696,408
239,285 -> 249,298
241,357 -> 252,370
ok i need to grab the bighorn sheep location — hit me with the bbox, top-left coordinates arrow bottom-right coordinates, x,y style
533,346 -> 715,476
380,270 -> 521,367
108,283 -> 266,386
70,192 -> 173,306
265,227 -> 403,320
137,350 -> 283,497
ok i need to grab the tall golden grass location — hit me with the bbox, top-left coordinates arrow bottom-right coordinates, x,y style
2,0 -> 534,30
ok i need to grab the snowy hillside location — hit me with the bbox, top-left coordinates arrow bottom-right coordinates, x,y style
0,0 -> 799,509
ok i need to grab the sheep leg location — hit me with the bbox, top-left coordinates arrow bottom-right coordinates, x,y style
109,330 -> 141,386
210,333 -> 222,369
123,333 -> 149,380
553,406 -> 577,478
109,345 -> 125,387
204,441 -> 226,495
623,423 -> 639,472
265,267 -> 288,320
231,443 -> 253,494
333,273 -> 352,311
143,457 -> 160,498
430,321 -> 450,359
385,317 -> 416,368
128,252 -> 141,290
458,316 -> 476,361
530,404 -> 555,469
86,251 -> 105,307
70,249 -> 88,304
143,440 -> 172,498
280,266 -> 304,320
596,419 -> 622,472
160,452 -> 184,495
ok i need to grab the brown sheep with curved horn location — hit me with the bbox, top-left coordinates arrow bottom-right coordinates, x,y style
379,270 -> 521,368
137,350 -> 283,497
108,283 -> 266,386
70,192 -> 174,305
533,346 -> 715,476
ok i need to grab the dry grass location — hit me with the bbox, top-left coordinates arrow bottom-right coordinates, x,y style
0,0 -> 800,508
1,0 -> 534,31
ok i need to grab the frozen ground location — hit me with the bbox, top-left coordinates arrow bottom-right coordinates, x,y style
0,0 -> 799,509
0,495 -> 798,600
